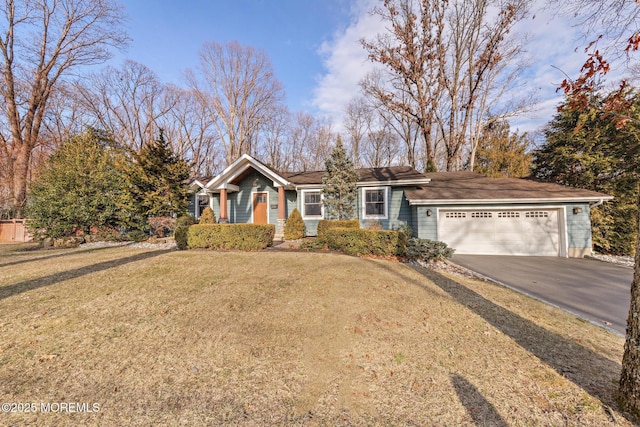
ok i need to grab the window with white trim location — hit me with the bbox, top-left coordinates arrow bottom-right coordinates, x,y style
362,187 -> 388,219
301,190 -> 323,219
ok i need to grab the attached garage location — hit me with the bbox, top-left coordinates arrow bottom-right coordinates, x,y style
437,208 -> 563,256
404,171 -> 613,258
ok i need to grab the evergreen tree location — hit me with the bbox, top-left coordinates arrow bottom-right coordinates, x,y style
322,135 -> 359,220
127,129 -> 191,218
26,129 -> 138,238
533,90 -> 640,255
473,120 -> 532,178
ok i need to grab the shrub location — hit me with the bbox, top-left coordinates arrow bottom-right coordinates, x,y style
199,206 -> 217,224
148,216 -> 176,237
284,208 -> 305,240
317,219 -> 360,238
405,237 -> 454,262
125,230 -> 148,242
174,215 -> 196,250
324,228 -> 406,257
364,219 -> 382,230
187,224 -> 275,251
394,222 -> 414,240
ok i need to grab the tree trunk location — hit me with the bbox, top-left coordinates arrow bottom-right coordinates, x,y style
11,142 -> 32,218
619,186 -> 640,419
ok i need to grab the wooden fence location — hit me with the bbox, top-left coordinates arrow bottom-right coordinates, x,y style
0,219 -> 32,243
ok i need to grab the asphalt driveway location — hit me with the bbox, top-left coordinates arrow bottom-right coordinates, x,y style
451,255 -> 633,335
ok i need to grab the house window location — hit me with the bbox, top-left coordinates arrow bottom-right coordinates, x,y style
302,190 -> 323,219
362,187 -> 388,219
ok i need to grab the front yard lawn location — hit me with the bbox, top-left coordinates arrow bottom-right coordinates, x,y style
0,245 -> 631,425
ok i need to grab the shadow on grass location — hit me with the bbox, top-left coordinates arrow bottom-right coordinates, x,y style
411,267 -> 624,415
0,249 -> 172,301
451,374 -> 508,427
0,245 -> 116,268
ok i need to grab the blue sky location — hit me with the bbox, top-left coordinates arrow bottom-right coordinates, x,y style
116,0 -> 353,113
112,0 -> 630,135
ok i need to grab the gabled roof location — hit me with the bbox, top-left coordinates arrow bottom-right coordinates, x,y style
281,166 -> 428,186
404,171 -> 613,205
188,154 -> 429,190
203,154 -> 292,190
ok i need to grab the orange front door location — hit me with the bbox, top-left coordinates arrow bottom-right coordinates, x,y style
253,192 -> 268,224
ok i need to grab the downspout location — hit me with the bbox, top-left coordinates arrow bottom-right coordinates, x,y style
589,199 -> 605,209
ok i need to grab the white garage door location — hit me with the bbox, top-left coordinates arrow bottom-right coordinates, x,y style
438,209 -> 561,256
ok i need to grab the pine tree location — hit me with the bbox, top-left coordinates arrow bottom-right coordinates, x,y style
26,128 -> 138,238
127,129 -> 191,218
322,135 -> 359,220
533,91 -> 640,255
473,120 -> 532,178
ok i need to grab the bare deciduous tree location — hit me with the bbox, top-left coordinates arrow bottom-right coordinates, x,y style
0,0 -> 128,216
187,41 -> 285,165
361,0 -> 447,171
361,0 -> 532,172
161,86 -> 222,176
75,60 -> 173,152
344,97 -> 372,167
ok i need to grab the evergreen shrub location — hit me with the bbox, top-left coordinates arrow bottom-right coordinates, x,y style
174,216 -> 196,250
317,219 -> 360,238
405,238 -> 454,262
187,224 -> 275,251
199,207 -> 217,224
284,208 -> 305,240
324,228 -> 406,257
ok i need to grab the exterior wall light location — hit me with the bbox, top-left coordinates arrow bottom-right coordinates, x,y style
573,207 -> 583,214
426,209 -> 433,216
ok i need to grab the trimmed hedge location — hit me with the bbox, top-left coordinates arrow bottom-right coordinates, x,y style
187,224 -> 275,251
317,219 -> 360,238
174,216 -> 196,250
324,227 -> 407,257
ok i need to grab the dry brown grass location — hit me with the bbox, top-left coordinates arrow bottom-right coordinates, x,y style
0,245 -> 631,426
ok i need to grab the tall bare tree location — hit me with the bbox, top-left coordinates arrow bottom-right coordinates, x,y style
187,41 -> 285,165
75,60 -> 172,152
161,86 -> 222,176
344,97 -> 372,167
0,0 -> 127,216
361,0 -> 447,171
435,0 -> 528,171
361,0 -> 531,172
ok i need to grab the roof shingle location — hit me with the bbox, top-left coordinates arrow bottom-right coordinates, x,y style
404,171 -> 611,202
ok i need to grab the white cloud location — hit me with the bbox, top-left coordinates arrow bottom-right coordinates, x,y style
312,0 -> 380,128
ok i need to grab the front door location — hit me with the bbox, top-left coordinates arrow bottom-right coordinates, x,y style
253,192 -> 268,224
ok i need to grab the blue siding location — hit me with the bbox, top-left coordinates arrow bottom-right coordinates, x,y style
223,171 -> 279,225
188,194 -> 196,218
566,203 -> 592,250
299,186 -> 415,236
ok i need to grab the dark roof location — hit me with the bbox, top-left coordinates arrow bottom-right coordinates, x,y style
281,166 -> 427,185
404,171 -> 611,202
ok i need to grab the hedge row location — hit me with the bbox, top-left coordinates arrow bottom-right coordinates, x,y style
317,219 -> 360,238
324,227 -> 407,257
187,224 -> 275,251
